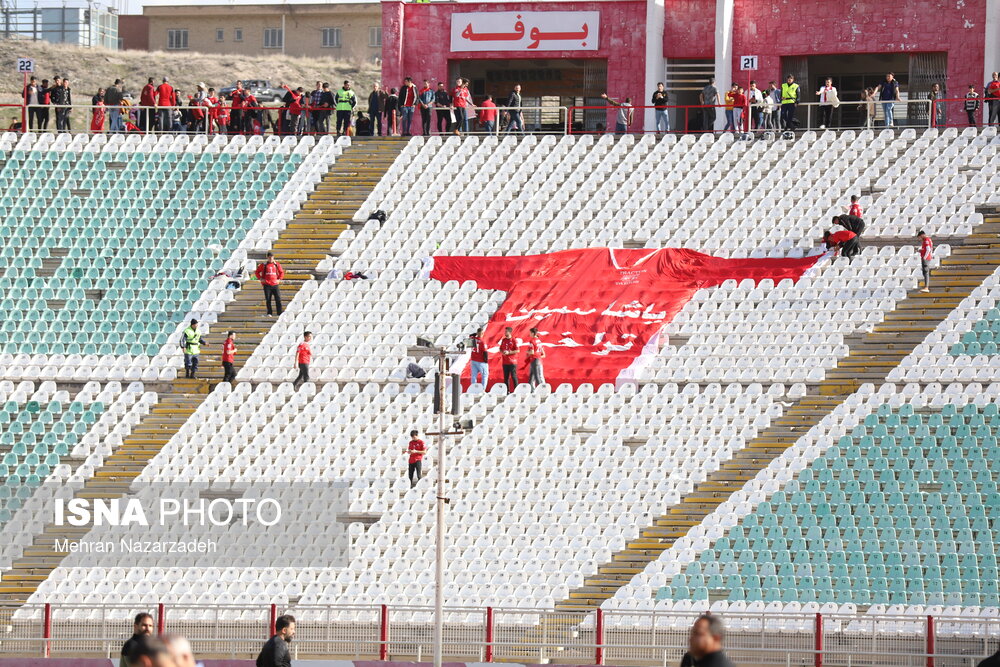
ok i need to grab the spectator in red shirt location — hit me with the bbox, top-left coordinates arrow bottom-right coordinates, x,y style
293,331 -> 313,389
138,77 -> 156,132
469,328 -> 489,386
918,230 -> 933,292
500,326 -> 519,392
254,252 -> 285,316
986,72 -> 1000,126
824,229 -> 858,263
452,77 -> 471,135
848,194 -> 863,218
283,84 -> 307,135
230,81 -> 245,136
156,77 -> 175,133
221,331 -> 237,383
732,86 -> 747,132
406,429 -> 426,488
477,95 -> 498,135
527,327 -> 546,388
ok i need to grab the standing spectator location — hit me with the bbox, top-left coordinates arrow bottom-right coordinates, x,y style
780,74 -> 799,130
255,252 -> 284,317
875,72 -> 901,128
368,82 -> 387,136
120,612 -> 154,667
651,82 -> 670,134
180,319 -> 204,379
469,328 -> 489,386
505,84 -> 523,133
38,78 -> 51,130
282,84 -> 306,136
700,77 -> 719,131
732,86 -> 746,132
745,80 -> 763,129
452,78 -> 472,134
214,89 -> 230,134
986,72 -> 1000,126
760,88 -> 776,130
138,77 -> 156,131
477,95 -> 498,134
91,88 -> 106,133
848,194 -> 863,218
527,327 -> 545,387
929,83 -> 946,127
434,81 -> 452,134
161,635 -> 196,667
105,80 -> 124,133
918,230 -> 933,293
23,76 -> 42,130
335,80 -> 357,136
293,332 -> 313,389
418,79 -> 434,136
317,83 -> 334,134
156,77 -> 174,133
399,76 -> 418,136
51,76 -> 72,132
722,84 -> 737,131
859,87 -> 876,128
601,93 -> 633,134
256,614 -> 295,667
500,327 -> 519,391
230,81 -> 246,136
767,81 -> 781,130
385,88 -> 399,136
816,77 -> 837,129
222,331 -> 237,383
406,429 -> 426,488
680,615 -> 734,667
965,84 -> 981,127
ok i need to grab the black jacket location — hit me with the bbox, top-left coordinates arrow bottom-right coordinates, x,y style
50,85 -> 71,106
434,89 -> 452,107
837,214 -> 866,235
368,89 -> 386,114
256,635 -> 292,667
104,86 -> 124,106
680,650 -> 735,667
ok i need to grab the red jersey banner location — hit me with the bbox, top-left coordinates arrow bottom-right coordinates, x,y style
430,247 -> 825,389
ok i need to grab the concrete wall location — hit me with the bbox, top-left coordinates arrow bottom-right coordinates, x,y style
728,0 -> 987,99
145,3 -> 381,61
119,15 -> 150,51
382,0 -> 647,104
663,0 -> 714,59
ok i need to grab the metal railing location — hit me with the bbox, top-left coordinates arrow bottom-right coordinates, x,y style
2,602 -> 999,664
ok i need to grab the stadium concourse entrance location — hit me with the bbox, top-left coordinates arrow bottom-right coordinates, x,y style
789,52 -> 946,127
451,58 -> 607,132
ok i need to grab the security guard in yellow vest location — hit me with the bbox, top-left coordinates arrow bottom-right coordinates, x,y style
780,74 -> 800,131
180,318 -> 205,379
335,80 -> 358,136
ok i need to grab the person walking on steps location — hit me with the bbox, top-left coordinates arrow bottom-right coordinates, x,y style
181,319 -> 205,379
848,194 -> 863,218
406,429 -> 426,488
780,74 -> 800,131
256,252 -> 285,317
469,327 -> 489,387
500,326 -> 519,392
293,331 -> 312,389
527,327 -> 546,387
918,230 -> 933,293
222,331 -> 237,383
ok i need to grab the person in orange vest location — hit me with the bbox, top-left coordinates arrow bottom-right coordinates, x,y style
255,252 -> 285,316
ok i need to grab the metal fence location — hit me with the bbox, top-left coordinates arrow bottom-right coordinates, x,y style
2,603 -> 999,665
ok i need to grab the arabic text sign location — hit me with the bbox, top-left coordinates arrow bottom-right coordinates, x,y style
451,11 -> 599,52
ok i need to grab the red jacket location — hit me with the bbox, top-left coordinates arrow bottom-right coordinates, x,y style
284,86 -> 304,115
827,230 -> 857,246
156,83 -> 174,107
255,260 -> 284,286
477,100 -> 498,123
222,338 -> 236,363
987,81 -> 1000,101
140,83 -> 156,106
231,89 -> 245,109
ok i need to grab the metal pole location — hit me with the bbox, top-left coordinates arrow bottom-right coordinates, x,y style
156,602 -> 165,635
42,602 -> 51,658
926,615 -> 935,667
379,604 -> 389,660
814,612 -> 822,667
433,348 -> 447,667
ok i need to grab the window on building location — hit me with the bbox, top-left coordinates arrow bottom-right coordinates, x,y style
167,29 -> 188,50
369,26 -> 382,47
322,27 -> 342,48
215,28 -> 224,41
234,28 -> 243,42
263,28 -> 283,49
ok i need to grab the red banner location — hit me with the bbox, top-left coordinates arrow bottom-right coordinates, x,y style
430,247 -> 824,389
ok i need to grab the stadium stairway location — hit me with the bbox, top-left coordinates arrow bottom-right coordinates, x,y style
556,207 -> 1000,613
0,140 -> 407,604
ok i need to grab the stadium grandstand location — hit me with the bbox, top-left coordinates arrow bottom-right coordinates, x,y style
0,119 -> 999,667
